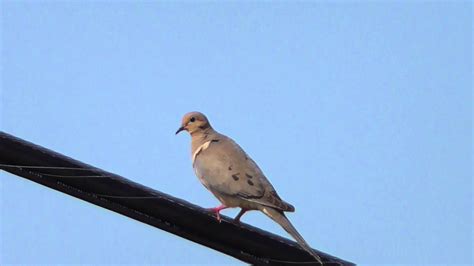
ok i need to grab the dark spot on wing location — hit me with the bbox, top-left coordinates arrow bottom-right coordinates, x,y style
228,166 -> 232,171
245,173 -> 253,179
232,174 -> 239,181
247,180 -> 254,186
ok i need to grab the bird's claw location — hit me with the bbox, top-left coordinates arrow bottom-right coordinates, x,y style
212,210 -> 222,223
207,205 -> 227,223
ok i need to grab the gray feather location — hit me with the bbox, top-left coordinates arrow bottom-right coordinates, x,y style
194,135 -> 294,211
261,206 -> 323,265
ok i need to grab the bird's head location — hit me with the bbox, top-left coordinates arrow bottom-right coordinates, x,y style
175,111 -> 211,135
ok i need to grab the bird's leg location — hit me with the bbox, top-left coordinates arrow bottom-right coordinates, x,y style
207,205 -> 228,222
233,208 -> 248,223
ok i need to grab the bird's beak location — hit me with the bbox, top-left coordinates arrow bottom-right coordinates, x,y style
175,126 -> 185,135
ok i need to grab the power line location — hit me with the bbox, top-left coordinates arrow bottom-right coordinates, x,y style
0,131 -> 354,266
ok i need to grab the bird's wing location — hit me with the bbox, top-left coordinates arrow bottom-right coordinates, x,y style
193,136 -> 294,212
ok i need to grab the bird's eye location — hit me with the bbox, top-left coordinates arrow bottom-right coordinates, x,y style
190,117 -> 196,123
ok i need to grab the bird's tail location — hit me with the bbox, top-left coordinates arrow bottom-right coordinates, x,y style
261,206 -> 323,265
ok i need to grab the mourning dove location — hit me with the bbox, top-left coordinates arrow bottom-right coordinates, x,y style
176,111 -> 323,264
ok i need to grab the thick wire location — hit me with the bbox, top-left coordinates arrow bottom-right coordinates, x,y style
1,164 -> 338,265
0,163 -> 100,171
0,163 -> 162,199
40,173 -> 113,178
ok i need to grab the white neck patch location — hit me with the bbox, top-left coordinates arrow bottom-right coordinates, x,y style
192,140 -> 212,165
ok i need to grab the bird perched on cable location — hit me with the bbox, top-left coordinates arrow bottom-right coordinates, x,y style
176,111 -> 323,264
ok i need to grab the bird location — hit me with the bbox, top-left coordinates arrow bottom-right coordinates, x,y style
176,111 -> 323,264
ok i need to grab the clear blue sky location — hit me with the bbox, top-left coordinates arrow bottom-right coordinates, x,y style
1,2 -> 472,265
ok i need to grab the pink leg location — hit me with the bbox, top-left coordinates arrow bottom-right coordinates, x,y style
207,205 -> 229,222
234,208 -> 248,223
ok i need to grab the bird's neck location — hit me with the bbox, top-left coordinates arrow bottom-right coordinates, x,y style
190,127 -> 219,155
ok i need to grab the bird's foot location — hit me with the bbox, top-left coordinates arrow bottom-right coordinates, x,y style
233,208 -> 248,223
207,205 -> 228,223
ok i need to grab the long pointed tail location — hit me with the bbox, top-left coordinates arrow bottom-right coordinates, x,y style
261,206 -> 323,265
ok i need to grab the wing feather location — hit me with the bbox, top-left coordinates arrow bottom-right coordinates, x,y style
193,135 -> 294,212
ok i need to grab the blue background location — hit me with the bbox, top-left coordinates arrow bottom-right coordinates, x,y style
1,2 -> 472,265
